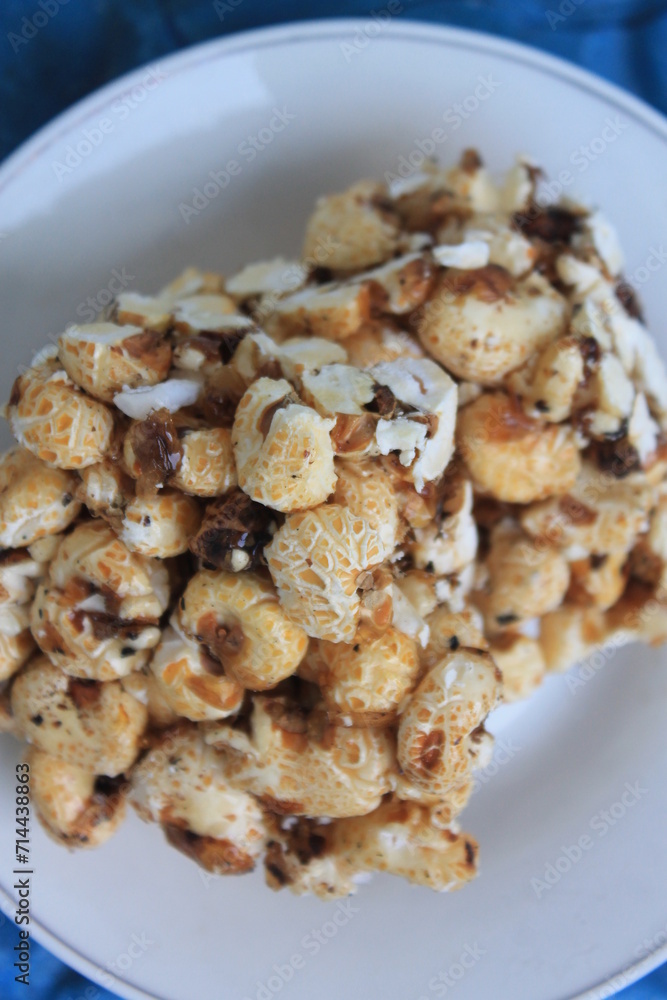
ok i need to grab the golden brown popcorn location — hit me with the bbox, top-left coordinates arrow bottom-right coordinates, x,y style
478,522 -> 570,630
11,656 -> 147,776
333,459 -> 400,553
130,725 -> 267,875
7,355 -> 114,469
232,377 -> 336,512
76,458 -> 130,521
26,746 -> 127,847
170,427 -> 237,497
58,322 -> 172,402
0,448 -> 81,547
417,267 -> 567,385
263,817 -> 356,899
407,476 -> 477,576
566,552 -> 628,610
331,798 -> 479,892
30,521 -> 168,681
149,625 -> 244,722
520,461 -> 652,555
458,392 -> 581,502
507,336 -> 585,423
177,569 -> 308,690
265,505 -> 387,642
420,606 -> 488,670
343,321 -> 425,368
264,281 -> 373,342
315,627 -> 420,726
119,490 -> 201,557
489,633 -> 546,702
205,696 -> 395,818
397,649 -> 501,800
302,179 -> 399,272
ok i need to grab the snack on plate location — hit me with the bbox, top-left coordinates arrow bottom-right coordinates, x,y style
2,150 -> 667,897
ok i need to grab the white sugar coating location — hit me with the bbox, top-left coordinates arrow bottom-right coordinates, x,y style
113,378 -> 201,418
432,240 -> 490,269
62,322 -> 143,346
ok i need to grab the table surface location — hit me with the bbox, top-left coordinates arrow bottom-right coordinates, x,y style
0,1 -> 666,998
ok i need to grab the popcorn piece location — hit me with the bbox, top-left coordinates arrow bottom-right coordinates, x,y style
130,726 -> 266,874
316,627 -> 420,726
408,477 -> 477,576
462,217 -> 536,277
11,656 -> 147,776
171,427 -> 237,497
508,337 -> 585,423
458,392 -> 581,502
0,448 -> 80,547
178,569 -> 308,690
264,281 -> 372,342
489,633 -> 546,703
76,459 -> 130,520
31,521 -> 169,680
371,357 -> 458,492
59,323 -> 171,402
331,798 -> 479,892
333,459 -> 399,554
225,257 -> 306,301
119,490 -> 202,558
417,268 -> 567,385
478,523 -> 570,630
357,252 -> 435,313
26,747 -> 127,847
344,322 -> 425,368
265,505 -> 387,642
232,378 -> 336,512
112,292 -> 172,332
302,180 -> 399,271
421,606 -> 488,671
171,293 -> 240,335
397,650 -> 501,799
520,461 -> 652,555
149,625 -> 244,722
205,696 -> 394,818
8,359 -> 114,469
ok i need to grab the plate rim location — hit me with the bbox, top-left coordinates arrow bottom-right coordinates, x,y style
1,16 -> 666,1000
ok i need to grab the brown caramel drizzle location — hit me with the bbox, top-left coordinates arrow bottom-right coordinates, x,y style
443,264 -> 515,303
127,408 -> 183,494
164,825 -> 255,874
189,489 -> 273,571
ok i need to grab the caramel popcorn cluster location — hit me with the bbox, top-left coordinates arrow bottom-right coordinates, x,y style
2,150 -> 667,897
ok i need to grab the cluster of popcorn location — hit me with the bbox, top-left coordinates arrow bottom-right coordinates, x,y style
2,149 -> 667,898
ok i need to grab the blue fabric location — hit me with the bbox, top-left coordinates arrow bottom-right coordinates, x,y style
0,1 -> 666,997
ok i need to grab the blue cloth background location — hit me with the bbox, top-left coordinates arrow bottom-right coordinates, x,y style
0,0 -> 666,997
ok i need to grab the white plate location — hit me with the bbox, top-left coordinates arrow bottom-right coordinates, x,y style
1,18 -> 666,1000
